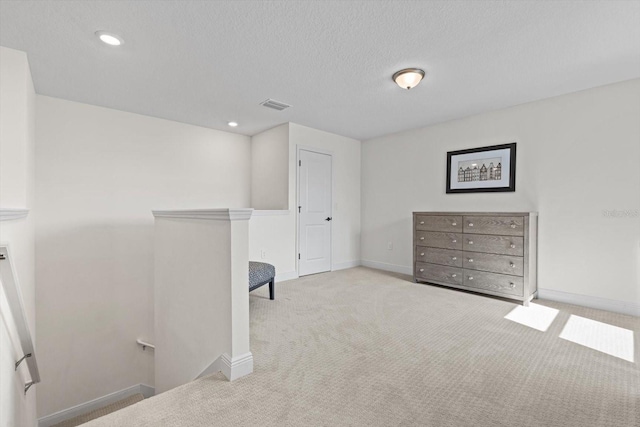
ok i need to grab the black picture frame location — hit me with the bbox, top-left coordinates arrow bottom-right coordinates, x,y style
446,143 -> 517,193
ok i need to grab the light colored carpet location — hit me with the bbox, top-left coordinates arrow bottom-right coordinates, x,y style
53,393 -> 144,427
86,267 -> 639,426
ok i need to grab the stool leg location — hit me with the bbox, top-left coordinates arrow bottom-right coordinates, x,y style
269,280 -> 275,300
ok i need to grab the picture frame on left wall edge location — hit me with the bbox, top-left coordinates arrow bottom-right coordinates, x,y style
446,142 -> 517,193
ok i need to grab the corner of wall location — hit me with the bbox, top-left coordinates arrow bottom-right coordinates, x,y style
0,45 -> 38,427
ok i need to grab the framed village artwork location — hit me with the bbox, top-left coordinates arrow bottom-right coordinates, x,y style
446,143 -> 517,193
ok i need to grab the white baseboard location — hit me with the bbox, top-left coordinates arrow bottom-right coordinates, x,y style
38,383 -> 155,427
360,260 -> 638,317
220,352 -> 253,381
276,262 -> 362,281
276,270 -> 298,282
361,259 -> 412,276
538,288 -> 639,317
139,383 -> 155,399
196,351 -> 253,382
332,260 -> 361,271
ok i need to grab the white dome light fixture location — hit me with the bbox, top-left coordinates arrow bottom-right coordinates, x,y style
392,68 -> 425,90
227,121 -> 238,127
95,31 -> 123,46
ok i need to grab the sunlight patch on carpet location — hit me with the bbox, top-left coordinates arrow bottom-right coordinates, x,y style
559,315 -> 634,363
504,303 -> 559,332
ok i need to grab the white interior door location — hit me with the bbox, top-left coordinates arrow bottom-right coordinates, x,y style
298,149 -> 332,276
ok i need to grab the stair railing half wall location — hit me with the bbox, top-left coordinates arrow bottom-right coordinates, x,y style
0,244 -> 40,394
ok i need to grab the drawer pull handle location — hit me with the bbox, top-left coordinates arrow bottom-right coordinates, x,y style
451,257 -> 457,261
468,240 -> 474,245
468,258 -> 474,263
510,263 -> 515,268
452,239 -> 457,243
510,223 -> 517,229
420,253 -> 424,256
468,276 -> 474,280
420,237 -> 425,240
468,223 -> 474,227
451,274 -> 457,278
420,221 -> 424,225
509,282 -> 516,288
452,222 -> 457,226
419,268 -> 424,272
510,243 -> 516,249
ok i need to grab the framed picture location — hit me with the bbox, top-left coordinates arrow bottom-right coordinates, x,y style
446,143 -> 516,193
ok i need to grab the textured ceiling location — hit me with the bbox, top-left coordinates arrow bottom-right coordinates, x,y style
1,1 -> 639,140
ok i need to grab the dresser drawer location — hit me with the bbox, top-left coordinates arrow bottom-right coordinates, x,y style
463,234 -> 524,256
416,247 -> 462,267
415,215 -> 462,233
415,231 -> 462,250
463,252 -> 523,276
416,262 -> 462,286
463,270 -> 524,297
463,216 -> 524,236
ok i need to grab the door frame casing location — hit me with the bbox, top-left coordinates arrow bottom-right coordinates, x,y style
296,145 -> 334,276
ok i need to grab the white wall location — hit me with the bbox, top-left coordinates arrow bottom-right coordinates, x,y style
154,212 -> 251,392
0,46 -> 37,427
290,123 -> 361,270
251,124 -> 289,210
362,79 -> 640,314
249,211 -> 296,281
248,123 -> 362,280
35,96 -> 251,417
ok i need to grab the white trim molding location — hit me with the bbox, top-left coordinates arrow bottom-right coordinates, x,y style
332,260 -> 361,271
38,383 -> 155,427
363,260 -> 639,317
220,352 -> 254,381
538,288 -> 640,317
151,208 -> 253,221
0,208 -> 29,221
252,210 -> 290,216
196,352 -> 254,382
361,260 -> 412,276
138,384 -> 155,399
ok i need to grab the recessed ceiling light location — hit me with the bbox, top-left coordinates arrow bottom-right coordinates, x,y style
392,68 -> 425,90
228,121 -> 238,127
95,31 -> 123,46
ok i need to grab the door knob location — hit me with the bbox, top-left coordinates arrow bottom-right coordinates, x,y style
325,217 -> 332,221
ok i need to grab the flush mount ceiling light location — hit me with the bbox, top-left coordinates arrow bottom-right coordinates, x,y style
227,121 -> 238,127
392,68 -> 425,90
95,31 -> 123,46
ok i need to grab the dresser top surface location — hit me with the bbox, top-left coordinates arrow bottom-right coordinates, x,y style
413,212 -> 537,217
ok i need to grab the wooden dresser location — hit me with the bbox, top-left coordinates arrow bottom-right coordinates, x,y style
413,212 -> 537,305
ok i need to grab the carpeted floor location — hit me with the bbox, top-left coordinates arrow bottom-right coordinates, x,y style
86,267 -> 639,426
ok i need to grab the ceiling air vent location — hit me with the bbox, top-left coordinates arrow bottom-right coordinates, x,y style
260,99 -> 291,111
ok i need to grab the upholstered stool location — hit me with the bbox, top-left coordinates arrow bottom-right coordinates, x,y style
249,261 -> 275,300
